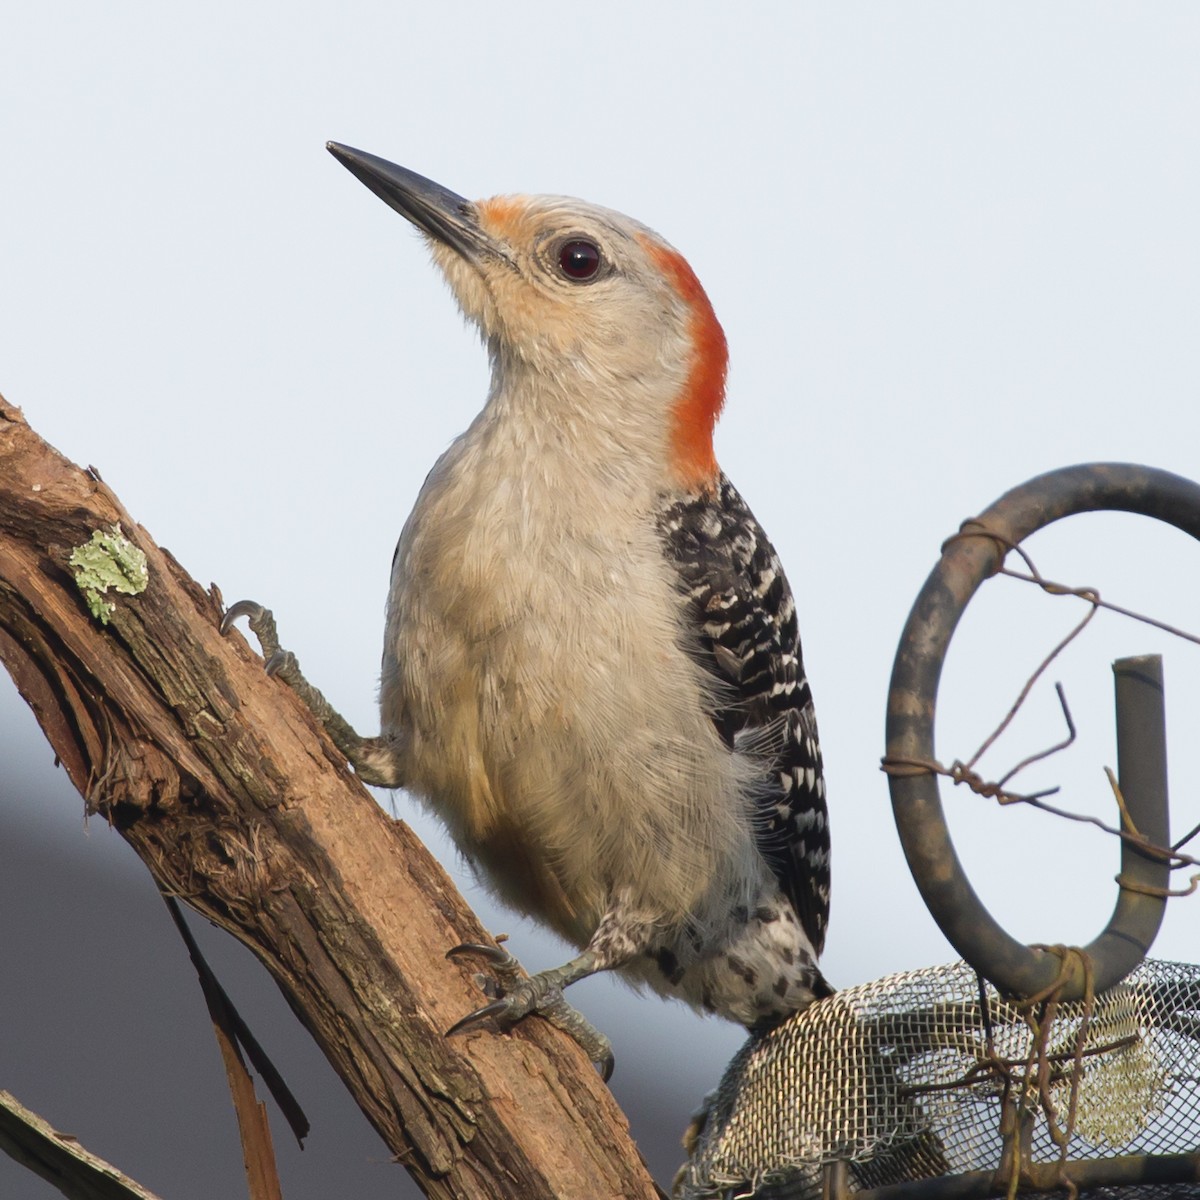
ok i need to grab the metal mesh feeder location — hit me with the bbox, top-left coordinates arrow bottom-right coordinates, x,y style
675,958 -> 1200,1199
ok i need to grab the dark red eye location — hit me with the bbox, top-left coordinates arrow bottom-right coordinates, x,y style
558,239 -> 602,280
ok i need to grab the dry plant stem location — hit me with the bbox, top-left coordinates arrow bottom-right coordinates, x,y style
165,894 -> 294,1200
0,395 -> 662,1200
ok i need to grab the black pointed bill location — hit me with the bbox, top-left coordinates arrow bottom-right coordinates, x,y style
326,142 -> 492,262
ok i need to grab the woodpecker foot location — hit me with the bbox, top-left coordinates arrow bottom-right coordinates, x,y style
220,599 -> 405,788
445,943 -> 615,1081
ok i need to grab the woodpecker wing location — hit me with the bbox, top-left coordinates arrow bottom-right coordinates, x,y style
659,476 -> 830,956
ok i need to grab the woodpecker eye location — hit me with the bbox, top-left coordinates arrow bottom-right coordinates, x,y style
557,239 -> 602,281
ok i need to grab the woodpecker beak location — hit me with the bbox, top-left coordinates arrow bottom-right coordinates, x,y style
327,141 -> 492,263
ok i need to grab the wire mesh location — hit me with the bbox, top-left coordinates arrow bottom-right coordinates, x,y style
675,959 -> 1200,1199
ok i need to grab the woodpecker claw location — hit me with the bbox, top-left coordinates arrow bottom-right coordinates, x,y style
220,599 -> 284,662
446,942 -> 520,972
220,599 -> 268,637
596,1050 -> 615,1084
444,999 -> 513,1038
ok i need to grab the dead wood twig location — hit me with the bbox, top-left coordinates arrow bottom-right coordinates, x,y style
0,1090 -> 165,1200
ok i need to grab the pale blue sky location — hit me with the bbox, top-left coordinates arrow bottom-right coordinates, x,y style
2,4 -> 1199,1196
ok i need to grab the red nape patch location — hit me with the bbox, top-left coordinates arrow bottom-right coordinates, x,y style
642,239 -> 729,489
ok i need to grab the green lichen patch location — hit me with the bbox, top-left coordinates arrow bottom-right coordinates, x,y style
69,524 -> 149,625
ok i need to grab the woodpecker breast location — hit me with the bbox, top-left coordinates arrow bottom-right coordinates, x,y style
381,397 -> 764,950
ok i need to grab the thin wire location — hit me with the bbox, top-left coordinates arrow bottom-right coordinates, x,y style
888,520 -> 1200,899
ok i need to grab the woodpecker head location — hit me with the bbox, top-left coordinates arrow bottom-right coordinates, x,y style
328,141 -> 728,489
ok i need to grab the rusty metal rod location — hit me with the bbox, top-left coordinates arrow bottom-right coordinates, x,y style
1086,655 -> 1171,983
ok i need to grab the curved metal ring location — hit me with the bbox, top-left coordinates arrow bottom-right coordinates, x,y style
885,462 -> 1200,999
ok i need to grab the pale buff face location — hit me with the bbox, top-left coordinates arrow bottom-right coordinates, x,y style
427,194 -> 694,381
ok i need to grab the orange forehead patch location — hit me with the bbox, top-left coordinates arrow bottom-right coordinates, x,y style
641,238 -> 728,490
476,195 -> 532,243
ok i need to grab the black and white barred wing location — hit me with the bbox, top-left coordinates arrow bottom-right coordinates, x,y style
660,474 -> 831,958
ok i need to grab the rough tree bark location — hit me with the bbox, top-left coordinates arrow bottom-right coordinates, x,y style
0,395 -> 664,1200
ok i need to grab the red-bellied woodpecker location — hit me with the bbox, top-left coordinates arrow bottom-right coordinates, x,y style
224,142 -> 832,1077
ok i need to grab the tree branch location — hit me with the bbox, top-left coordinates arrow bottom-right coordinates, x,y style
0,395 -> 663,1200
